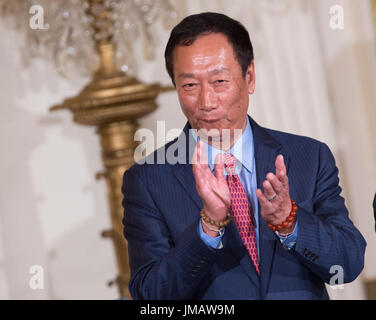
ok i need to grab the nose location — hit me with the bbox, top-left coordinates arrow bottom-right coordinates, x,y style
199,84 -> 216,111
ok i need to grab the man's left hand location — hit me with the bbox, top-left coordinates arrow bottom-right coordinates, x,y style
256,155 -> 295,233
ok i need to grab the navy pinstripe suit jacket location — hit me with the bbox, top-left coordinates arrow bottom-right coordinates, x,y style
121,116 -> 366,300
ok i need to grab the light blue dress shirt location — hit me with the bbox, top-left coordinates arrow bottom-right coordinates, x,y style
192,117 -> 298,254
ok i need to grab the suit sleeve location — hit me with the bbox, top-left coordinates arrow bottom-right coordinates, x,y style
121,167 -> 217,300
293,142 -> 367,283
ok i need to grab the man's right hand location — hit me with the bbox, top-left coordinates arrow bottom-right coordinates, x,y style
192,140 -> 231,237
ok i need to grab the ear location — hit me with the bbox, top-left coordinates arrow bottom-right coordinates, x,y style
246,61 -> 255,94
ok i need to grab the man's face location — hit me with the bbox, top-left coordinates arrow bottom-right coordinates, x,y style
173,33 -> 255,138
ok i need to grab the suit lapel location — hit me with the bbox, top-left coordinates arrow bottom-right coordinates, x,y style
172,123 -> 203,210
250,117 -> 290,298
172,164 -> 203,209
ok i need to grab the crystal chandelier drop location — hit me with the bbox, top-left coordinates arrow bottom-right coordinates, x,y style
0,0 -> 177,77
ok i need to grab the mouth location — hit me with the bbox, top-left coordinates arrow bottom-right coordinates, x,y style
199,118 -> 222,123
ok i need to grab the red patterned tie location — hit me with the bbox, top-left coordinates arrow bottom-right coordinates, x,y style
223,153 -> 260,275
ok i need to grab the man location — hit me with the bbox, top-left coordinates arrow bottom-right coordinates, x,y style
121,12 -> 366,299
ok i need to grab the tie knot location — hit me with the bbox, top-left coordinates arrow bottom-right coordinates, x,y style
223,153 -> 237,174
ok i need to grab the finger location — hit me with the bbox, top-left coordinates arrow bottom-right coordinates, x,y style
266,172 -> 283,194
275,154 -> 289,187
199,141 -> 215,184
192,140 -> 199,166
192,142 -> 201,177
193,141 -> 209,170
192,140 -> 207,165
198,140 -> 209,166
192,141 -> 209,183
256,189 -> 273,211
278,169 -> 289,188
263,180 -> 277,200
214,153 -> 226,182
275,154 -> 286,176
194,164 -> 214,195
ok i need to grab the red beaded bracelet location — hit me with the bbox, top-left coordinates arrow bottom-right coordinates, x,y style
267,200 -> 298,232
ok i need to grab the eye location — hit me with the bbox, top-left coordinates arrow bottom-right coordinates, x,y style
182,83 -> 198,91
213,79 -> 228,85
212,80 -> 229,90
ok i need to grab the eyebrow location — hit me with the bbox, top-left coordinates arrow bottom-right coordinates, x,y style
177,67 -> 230,79
177,72 -> 196,79
209,67 -> 230,76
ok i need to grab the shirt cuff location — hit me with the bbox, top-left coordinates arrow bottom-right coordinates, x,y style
198,220 -> 224,249
275,220 -> 298,250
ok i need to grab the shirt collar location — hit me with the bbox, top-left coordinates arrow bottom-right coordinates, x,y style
190,117 -> 254,173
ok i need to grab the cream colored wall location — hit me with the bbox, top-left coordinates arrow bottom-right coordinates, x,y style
313,0 -> 376,298
0,0 -> 375,299
0,25 -> 118,299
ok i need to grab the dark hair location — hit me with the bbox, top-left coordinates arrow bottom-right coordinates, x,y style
164,12 -> 254,85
